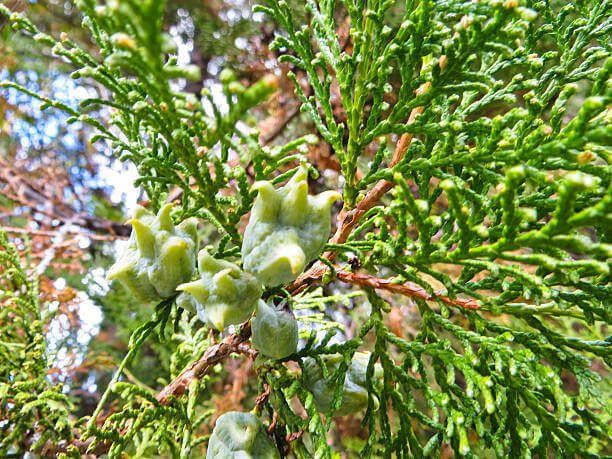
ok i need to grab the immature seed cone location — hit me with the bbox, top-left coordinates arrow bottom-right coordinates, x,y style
242,165 -> 341,286
303,352 -> 383,416
106,204 -> 197,302
251,300 -> 298,360
176,250 -> 262,331
206,411 -> 279,459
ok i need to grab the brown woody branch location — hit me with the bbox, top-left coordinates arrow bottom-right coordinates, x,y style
155,323 -> 256,405
335,267 -> 480,310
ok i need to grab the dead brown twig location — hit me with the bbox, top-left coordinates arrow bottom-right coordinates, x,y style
1,225 -> 124,242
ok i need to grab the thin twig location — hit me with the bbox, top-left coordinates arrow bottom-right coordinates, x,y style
335,267 -> 480,310
261,104 -> 301,145
255,383 -> 271,408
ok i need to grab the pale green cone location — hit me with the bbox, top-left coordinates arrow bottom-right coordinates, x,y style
303,352 -> 383,416
151,237 -> 195,297
176,251 -> 262,330
206,411 -> 279,459
106,204 -> 197,302
242,165 -> 341,286
251,300 -> 298,360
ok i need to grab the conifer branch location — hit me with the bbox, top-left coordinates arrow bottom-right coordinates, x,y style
289,77 -> 439,292
25,323 -> 256,457
2,0 -> 611,456
155,323 -> 255,405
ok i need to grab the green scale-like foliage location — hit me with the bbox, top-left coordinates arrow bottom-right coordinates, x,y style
0,231 -> 74,453
1,0 -> 611,457
253,0 -> 612,456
